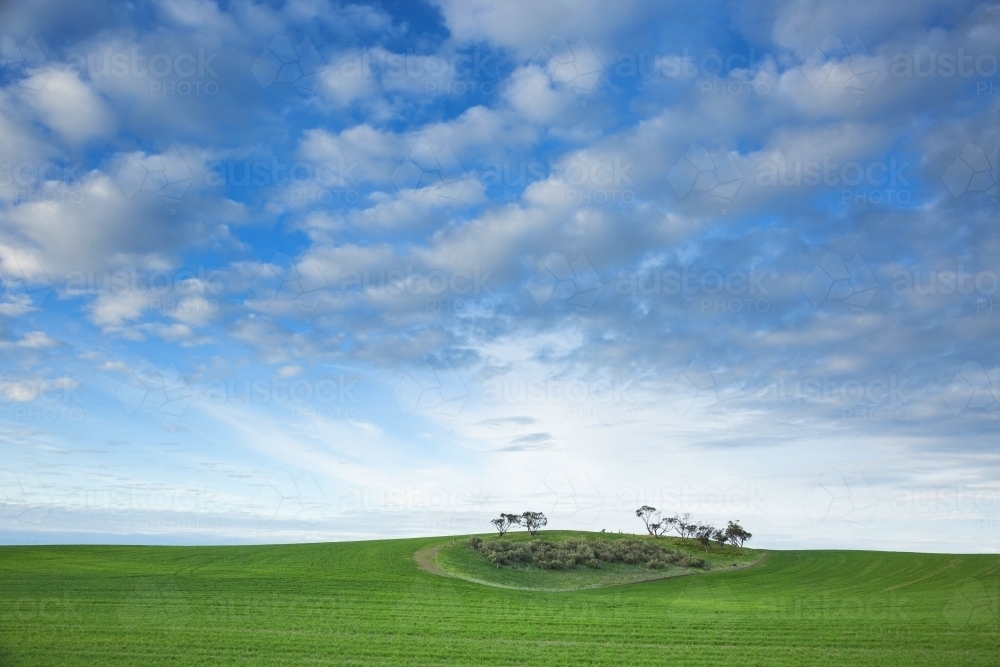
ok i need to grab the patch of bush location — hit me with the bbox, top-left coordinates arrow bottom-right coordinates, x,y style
468,537 -> 707,571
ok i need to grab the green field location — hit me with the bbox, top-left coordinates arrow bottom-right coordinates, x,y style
1,532 -> 998,665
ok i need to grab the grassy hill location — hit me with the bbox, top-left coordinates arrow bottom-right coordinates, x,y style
1,532 -> 998,665
429,530 -> 763,590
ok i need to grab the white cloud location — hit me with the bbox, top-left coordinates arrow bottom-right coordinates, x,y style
299,125 -> 402,186
170,296 -> 218,327
431,0 -> 643,58
17,331 -> 57,348
158,0 -> 233,31
88,289 -> 150,328
0,376 -> 77,402
148,321 -> 195,342
29,69 -> 114,144
0,293 -> 35,318
319,51 -> 379,106
503,65 -> 574,123
276,364 -> 302,378
0,381 -> 42,402
99,360 -> 131,373
771,0 -> 962,57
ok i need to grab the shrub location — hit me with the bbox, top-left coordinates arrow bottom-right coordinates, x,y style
677,555 -> 706,568
469,537 -> 707,571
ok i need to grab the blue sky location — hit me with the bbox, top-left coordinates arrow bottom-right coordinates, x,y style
0,0 -> 998,551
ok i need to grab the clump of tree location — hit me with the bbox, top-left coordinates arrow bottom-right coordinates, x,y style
694,524 -> 715,553
634,508 -> 752,552
470,537 -> 706,571
520,511 -> 547,535
635,506 -> 671,537
490,513 -> 521,537
724,520 -> 752,547
489,511 -> 548,537
674,513 -> 698,539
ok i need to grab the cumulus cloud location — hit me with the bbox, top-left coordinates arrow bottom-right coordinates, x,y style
16,331 -> 57,348
88,289 -> 151,328
99,360 -> 131,373
431,0 -> 644,58
29,69 -> 114,143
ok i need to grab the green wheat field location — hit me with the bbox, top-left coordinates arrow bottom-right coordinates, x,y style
2,531 -> 998,665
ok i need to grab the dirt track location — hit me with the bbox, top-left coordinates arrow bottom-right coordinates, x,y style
413,544 -> 449,576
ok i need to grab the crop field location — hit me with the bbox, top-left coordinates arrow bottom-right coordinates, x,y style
1,532 -> 999,665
